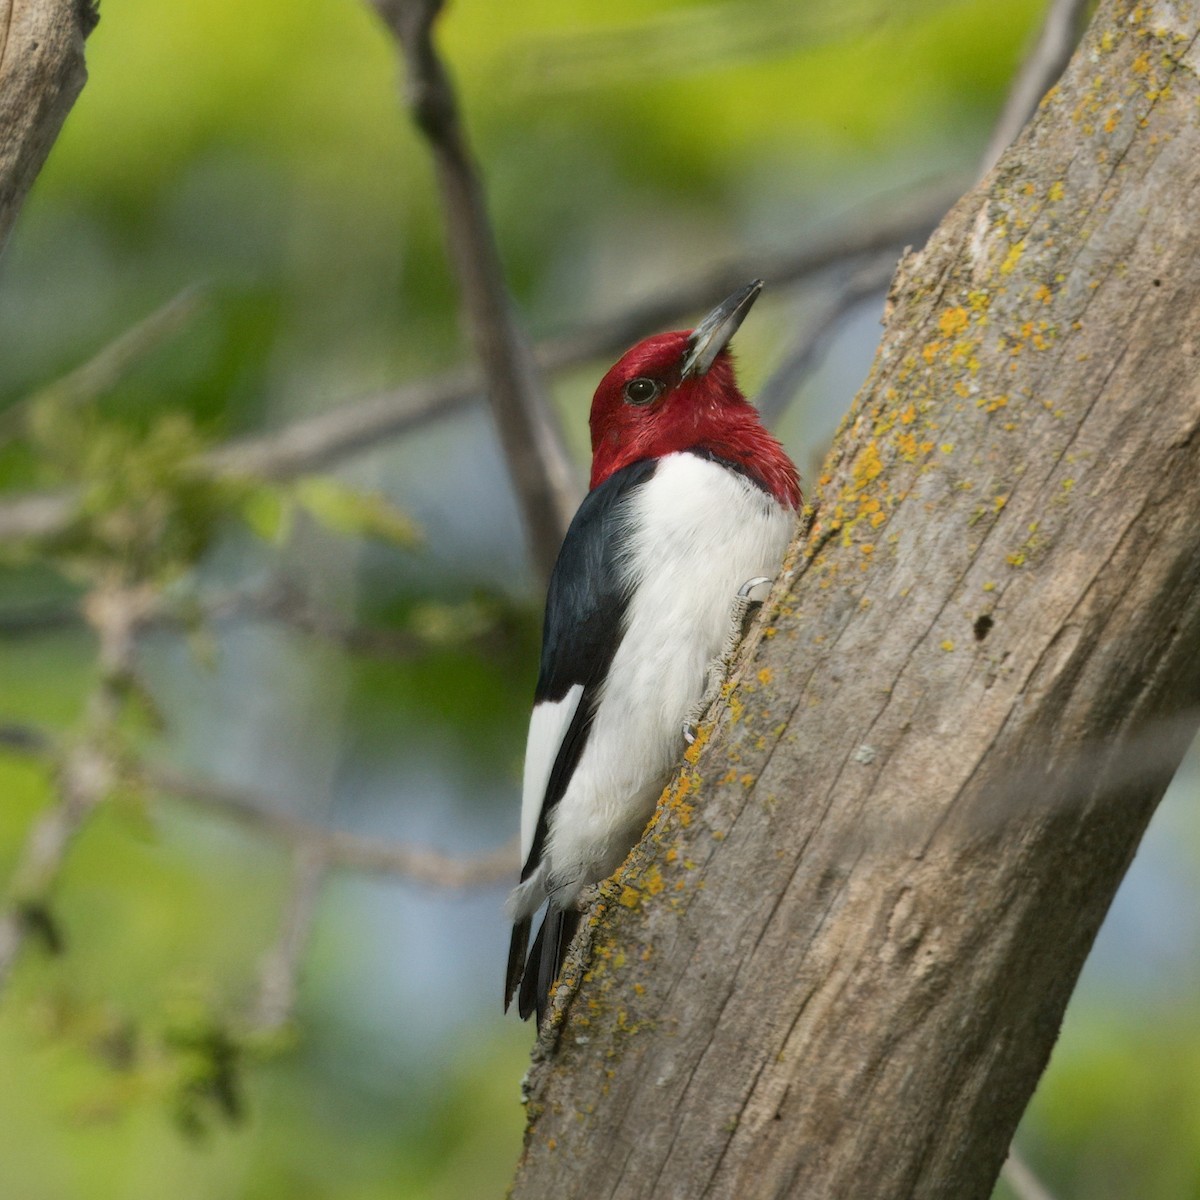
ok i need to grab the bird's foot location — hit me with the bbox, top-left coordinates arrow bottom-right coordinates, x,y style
574,881 -> 606,912
683,576 -> 773,744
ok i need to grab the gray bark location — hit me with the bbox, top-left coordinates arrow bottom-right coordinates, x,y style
0,0 -> 96,255
511,3 -> 1200,1197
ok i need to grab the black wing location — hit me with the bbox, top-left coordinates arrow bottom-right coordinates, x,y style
506,457 -> 657,1019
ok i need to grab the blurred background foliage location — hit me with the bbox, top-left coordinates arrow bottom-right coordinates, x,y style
0,0 -> 1197,1197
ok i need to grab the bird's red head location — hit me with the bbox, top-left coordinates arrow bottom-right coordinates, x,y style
588,282 -> 801,509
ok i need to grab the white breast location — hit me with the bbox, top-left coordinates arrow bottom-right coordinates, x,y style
540,452 -> 794,906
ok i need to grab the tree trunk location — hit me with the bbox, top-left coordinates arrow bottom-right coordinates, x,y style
511,3 -> 1200,1197
0,0 -> 96,255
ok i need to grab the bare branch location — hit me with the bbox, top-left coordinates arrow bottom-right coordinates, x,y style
0,719 -> 518,888
209,363 -> 481,480
0,0 -> 97,254
368,0 -> 579,584
0,581 -> 150,991
540,181 -> 956,375
148,763 -> 519,888
0,577 -> 520,673
0,488 -> 76,541
755,253 -> 897,429
979,0 -> 1089,176
210,187 -> 948,480
0,284 -> 208,446
251,842 -> 327,1033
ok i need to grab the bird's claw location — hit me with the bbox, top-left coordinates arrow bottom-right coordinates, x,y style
682,720 -> 697,745
738,575 -> 772,600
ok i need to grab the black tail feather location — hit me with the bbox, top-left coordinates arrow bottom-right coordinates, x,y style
516,906 -> 581,1024
505,917 -> 531,1012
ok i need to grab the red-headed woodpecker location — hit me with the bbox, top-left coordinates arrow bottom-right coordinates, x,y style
505,281 -> 801,1023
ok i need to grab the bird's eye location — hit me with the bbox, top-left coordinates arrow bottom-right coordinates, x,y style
623,377 -> 661,406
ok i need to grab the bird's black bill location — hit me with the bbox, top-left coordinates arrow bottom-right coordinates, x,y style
680,279 -> 763,379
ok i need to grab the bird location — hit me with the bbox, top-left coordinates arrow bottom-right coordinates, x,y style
505,280 -> 802,1024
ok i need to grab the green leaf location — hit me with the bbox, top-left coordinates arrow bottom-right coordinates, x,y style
292,477 -> 421,548
236,484 -> 292,544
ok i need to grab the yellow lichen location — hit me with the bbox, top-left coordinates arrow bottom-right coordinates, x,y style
1000,239 -> 1026,275
683,724 -> 709,763
938,307 -> 969,337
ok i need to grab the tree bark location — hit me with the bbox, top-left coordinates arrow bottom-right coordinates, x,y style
0,0 -> 96,256
511,3 -> 1200,1198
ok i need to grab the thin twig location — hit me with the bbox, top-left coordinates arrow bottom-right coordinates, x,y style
148,762 -> 519,888
251,842 -> 328,1033
756,253 -> 898,429
1001,1148 -> 1059,1200
0,489 -> 77,542
0,577 -> 519,667
0,581 -> 153,992
0,717 -> 517,901
979,0 -> 1090,176
0,284 -> 208,447
370,0 -> 579,584
209,363 -> 482,480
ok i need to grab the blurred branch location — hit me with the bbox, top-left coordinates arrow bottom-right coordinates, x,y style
369,0 -> 579,586
0,284 -> 208,446
979,0 -> 1089,176
209,363 -> 482,479
0,0 -> 98,255
0,577 -> 522,667
756,252 -> 897,429
251,842 -> 327,1034
0,581 -> 152,992
538,182 -> 954,369
0,711 -> 516,1012
0,488 -> 76,541
148,763 -> 519,888
0,181 -> 953,543
210,183 -> 950,479
1001,1149 -> 1058,1200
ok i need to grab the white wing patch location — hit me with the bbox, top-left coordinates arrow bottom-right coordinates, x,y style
520,684 -> 584,864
